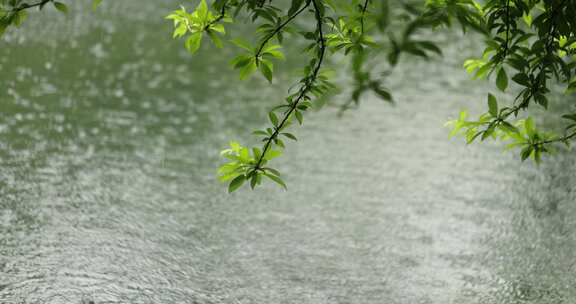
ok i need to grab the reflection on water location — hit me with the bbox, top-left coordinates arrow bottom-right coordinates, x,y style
1,1 -> 575,304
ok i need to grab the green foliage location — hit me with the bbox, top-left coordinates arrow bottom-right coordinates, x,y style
229,39 -> 285,82
166,0 -> 230,54
0,0 -> 107,36
449,0 -> 576,164
218,141 -> 286,192
92,0 -> 102,11
170,0 -> 576,191
3,0 -> 576,192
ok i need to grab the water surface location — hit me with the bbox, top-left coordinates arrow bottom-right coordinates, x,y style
1,2 -> 575,304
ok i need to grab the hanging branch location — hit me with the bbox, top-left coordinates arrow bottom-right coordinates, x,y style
12,0 -> 52,12
250,0 -> 326,174
254,0 -> 311,58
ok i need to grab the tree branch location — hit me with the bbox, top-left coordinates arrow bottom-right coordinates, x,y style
12,0 -> 52,12
254,0 -> 311,58
251,0 -> 326,173
360,0 -> 370,34
204,2 -> 227,30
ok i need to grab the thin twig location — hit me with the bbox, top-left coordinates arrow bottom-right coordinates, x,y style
254,0 -> 311,57
12,0 -> 52,12
360,0 -> 370,34
251,0 -> 326,173
204,3 -> 227,30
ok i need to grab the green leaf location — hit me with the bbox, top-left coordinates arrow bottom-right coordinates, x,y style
264,50 -> 285,60
210,23 -> 225,34
415,41 -> 442,55
264,173 -> 287,190
173,23 -> 187,38
275,138 -> 285,148
185,32 -> 203,53
499,121 -> 520,134
268,112 -> 278,126
252,130 -> 269,136
487,93 -> 498,117
250,172 -> 259,189
230,55 -> 252,68
196,0 -> 209,20
534,93 -> 548,109
263,167 -> 281,177
262,44 -> 282,53
218,162 -> 239,174
252,147 -> 262,160
228,175 -> 246,193
218,171 -> 241,182
467,131 -> 483,144
288,0 -> 305,16
53,2 -> 68,14
566,81 -> 576,94
263,149 -> 282,160
207,30 -> 223,48
524,117 -> 535,137
496,67 -> 508,91
562,114 -> 576,122
260,60 -> 273,83
92,0 -> 103,11
371,85 -> 392,102
239,59 -> 257,80
520,146 -> 533,161
294,111 -> 303,125
512,73 -> 530,86
282,133 -> 297,141
14,10 -> 28,27
474,63 -> 492,79
231,38 -> 253,52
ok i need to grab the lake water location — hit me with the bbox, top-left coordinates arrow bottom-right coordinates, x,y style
1,2 -> 575,304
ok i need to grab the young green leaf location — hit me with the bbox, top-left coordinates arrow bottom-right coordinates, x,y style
260,60 -> 273,83
196,0 -> 209,19
92,0 -> 103,11
207,31 -> 223,48
525,117 -> 535,137
282,133 -> 297,141
14,10 -> 28,27
231,38 -> 254,52
185,32 -> 203,53
496,67 -> 508,91
268,112 -> 279,126
264,173 -> 287,190
487,93 -> 498,117
294,110 -> 303,125
239,59 -> 257,80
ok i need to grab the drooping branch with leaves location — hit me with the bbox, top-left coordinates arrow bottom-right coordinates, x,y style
0,0 -> 102,34
2,0 -> 575,192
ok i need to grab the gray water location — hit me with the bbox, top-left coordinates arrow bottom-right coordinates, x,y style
1,2 -> 575,304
